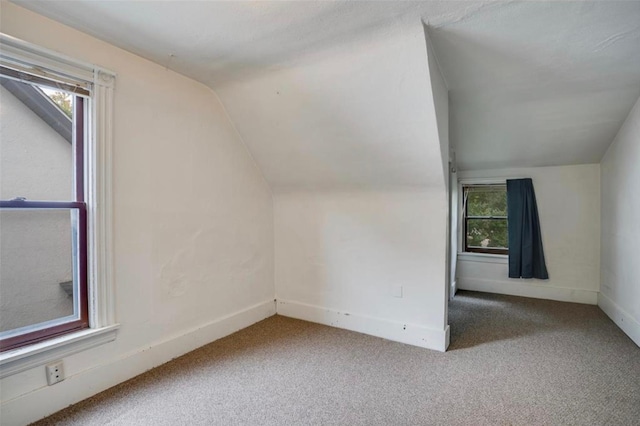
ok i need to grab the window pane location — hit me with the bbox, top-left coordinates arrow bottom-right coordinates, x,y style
466,219 -> 508,249
0,78 -> 74,202
0,209 -> 80,335
467,186 -> 507,217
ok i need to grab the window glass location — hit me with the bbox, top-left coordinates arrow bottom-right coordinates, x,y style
464,185 -> 508,254
0,78 -> 74,202
466,218 -> 508,249
466,186 -> 507,217
0,209 -> 80,335
0,75 -> 87,351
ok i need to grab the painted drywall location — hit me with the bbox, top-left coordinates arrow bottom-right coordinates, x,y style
214,19 -> 445,191
425,27 -> 449,191
425,25 -> 453,310
456,164 -> 600,304
256,22 -> 450,351
0,87 -> 73,331
599,95 -> 640,346
275,190 -> 448,350
0,3 -> 274,424
449,169 -> 458,299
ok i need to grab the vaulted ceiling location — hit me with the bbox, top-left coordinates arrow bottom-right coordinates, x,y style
15,1 -> 640,180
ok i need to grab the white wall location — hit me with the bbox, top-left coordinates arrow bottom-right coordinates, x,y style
425,26 -> 454,304
275,190 -> 448,350
456,164 -> 601,304
425,27 -> 449,192
449,170 -> 458,299
215,19 -> 445,192
264,23 -> 450,352
599,95 -> 640,346
0,3 -> 274,425
0,87 -> 74,331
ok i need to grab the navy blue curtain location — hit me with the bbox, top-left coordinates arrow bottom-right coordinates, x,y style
507,178 -> 549,279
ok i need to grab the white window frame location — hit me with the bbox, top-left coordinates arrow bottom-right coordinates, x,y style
0,33 -> 118,378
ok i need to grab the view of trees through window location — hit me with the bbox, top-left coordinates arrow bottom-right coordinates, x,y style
464,185 -> 508,252
42,88 -> 73,117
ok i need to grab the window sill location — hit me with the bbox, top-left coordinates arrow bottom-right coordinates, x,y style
0,324 -> 119,379
457,252 -> 508,264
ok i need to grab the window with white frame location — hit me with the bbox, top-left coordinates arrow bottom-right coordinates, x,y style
462,184 -> 508,255
0,34 -> 116,368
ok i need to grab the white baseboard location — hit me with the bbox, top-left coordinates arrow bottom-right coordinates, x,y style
1,299 -> 276,426
457,277 -> 598,305
598,292 -> 640,347
276,299 -> 449,352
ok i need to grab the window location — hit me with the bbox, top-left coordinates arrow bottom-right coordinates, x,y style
0,76 -> 88,351
0,34 -> 116,366
462,184 -> 508,255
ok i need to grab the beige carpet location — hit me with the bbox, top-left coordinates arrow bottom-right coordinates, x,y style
33,291 -> 640,425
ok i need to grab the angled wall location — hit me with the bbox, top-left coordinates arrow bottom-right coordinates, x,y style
599,95 -> 640,346
424,26 -> 450,192
214,21 -> 445,191
215,21 -> 450,351
424,25 -> 453,306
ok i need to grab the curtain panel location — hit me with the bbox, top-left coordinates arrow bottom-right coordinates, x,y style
506,178 -> 549,279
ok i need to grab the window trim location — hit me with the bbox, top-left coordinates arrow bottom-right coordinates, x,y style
461,181 -> 509,256
0,33 -> 118,376
0,325 -> 119,379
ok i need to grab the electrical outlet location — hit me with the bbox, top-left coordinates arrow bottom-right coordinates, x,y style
46,361 -> 65,385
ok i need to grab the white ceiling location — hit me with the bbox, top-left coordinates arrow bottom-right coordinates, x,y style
428,1 -> 640,170
15,1 -> 640,178
13,1 -> 476,87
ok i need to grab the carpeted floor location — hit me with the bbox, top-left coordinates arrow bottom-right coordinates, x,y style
32,291 -> 640,425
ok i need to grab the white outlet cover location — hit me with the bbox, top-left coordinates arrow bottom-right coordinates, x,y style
46,361 -> 65,385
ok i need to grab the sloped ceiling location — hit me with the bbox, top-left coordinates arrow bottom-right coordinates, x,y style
14,1 -> 640,178
428,2 -> 640,170
213,22 -> 444,190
